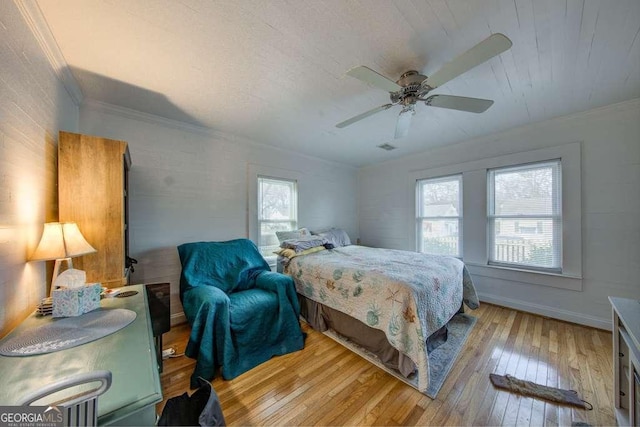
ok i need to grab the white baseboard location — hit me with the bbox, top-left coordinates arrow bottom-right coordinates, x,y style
477,292 -> 611,331
171,312 -> 186,326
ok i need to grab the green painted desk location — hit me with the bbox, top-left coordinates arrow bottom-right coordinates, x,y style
0,285 -> 163,425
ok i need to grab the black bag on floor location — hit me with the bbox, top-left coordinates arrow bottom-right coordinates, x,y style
158,377 -> 225,426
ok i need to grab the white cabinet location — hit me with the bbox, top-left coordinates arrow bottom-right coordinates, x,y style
610,297 -> 640,426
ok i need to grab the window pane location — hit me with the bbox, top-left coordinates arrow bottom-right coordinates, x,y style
257,176 -> 298,257
417,175 -> 462,257
492,164 -> 558,215
419,178 -> 461,217
420,219 -> 459,256
491,218 -> 559,268
489,160 -> 561,270
259,178 -> 296,220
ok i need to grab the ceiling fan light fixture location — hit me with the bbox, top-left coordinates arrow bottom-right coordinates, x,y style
395,106 -> 415,139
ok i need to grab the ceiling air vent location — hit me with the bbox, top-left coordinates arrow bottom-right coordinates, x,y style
377,143 -> 397,151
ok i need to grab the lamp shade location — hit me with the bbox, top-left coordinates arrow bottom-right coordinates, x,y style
30,222 -> 97,261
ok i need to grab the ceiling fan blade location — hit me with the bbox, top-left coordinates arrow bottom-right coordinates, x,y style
336,104 -> 393,128
425,95 -> 494,113
394,107 -> 414,139
424,33 -> 512,89
346,66 -> 402,93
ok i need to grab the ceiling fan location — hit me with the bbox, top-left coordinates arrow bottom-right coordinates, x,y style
336,33 -> 513,139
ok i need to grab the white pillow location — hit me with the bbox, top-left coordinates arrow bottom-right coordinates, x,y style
275,228 -> 309,243
313,228 -> 351,247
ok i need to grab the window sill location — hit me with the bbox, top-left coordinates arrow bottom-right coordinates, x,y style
465,262 -> 582,291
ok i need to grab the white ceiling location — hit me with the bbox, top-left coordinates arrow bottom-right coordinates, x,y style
36,0 -> 640,167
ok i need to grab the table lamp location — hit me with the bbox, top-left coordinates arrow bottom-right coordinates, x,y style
30,222 -> 97,295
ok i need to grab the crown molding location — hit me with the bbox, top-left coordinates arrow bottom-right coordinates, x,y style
81,99 -> 358,170
457,97 -> 640,151
14,0 -> 84,105
82,99 -> 217,137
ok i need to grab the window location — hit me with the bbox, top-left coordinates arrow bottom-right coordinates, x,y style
488,160 -> 562,272
416,175 -> 462,257
411,142 -> 580,290
257,176 -> 297,257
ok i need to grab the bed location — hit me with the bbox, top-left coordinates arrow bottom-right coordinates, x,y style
277,234 -> 478,394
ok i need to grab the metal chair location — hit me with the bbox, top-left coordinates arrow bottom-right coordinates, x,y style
19,371 -> 112,427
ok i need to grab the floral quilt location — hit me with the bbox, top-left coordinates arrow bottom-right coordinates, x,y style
284,245 -> 479,393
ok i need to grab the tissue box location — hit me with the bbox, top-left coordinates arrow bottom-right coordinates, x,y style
52,283 -> 102,317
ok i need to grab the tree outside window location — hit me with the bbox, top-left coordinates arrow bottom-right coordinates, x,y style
416,175 -> 462,257
488,160 -> 562,271
258,176 -> 297,257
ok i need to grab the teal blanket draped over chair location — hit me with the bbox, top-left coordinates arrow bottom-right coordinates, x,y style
178,239 -> 304,387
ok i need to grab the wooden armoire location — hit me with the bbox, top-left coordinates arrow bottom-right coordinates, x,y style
58,131 -> 132,288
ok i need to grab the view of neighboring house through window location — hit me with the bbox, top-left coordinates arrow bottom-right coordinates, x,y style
488,160 -> 562,271
416,175 -> 462,257
258,176 -> 297,257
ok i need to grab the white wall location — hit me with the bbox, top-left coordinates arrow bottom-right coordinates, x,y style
0,2 -> 79,336
79,102 -> 358,323
358,99 -> 640,329
3,0 -> 634,333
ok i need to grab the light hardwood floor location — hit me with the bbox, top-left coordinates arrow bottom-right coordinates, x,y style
157,303 -> 614,426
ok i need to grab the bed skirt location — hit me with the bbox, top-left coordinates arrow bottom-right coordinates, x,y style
298,294 -> 449,379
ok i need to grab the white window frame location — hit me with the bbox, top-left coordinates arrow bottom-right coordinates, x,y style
257,175 -> 298,256
409,142 -> 582,291
248,164 -> 302,267
416,174 -> 463,257
487,160 -> 562,273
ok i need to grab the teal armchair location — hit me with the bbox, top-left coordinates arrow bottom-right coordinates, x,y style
178,239 -> 304,387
